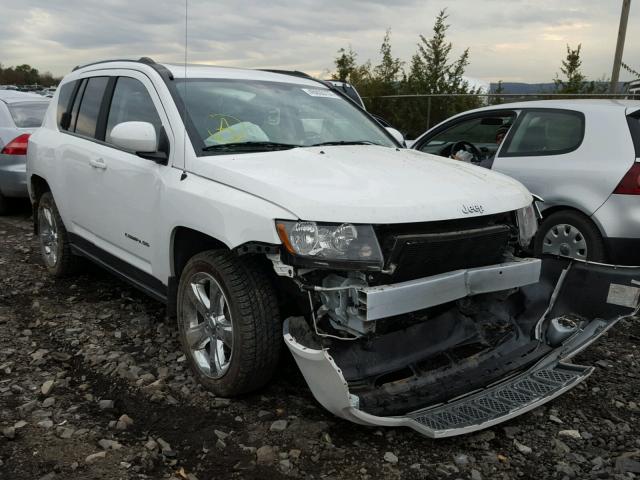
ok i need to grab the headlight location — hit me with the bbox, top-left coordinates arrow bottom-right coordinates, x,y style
276,220 -> 383,267
516,203 -> 538,247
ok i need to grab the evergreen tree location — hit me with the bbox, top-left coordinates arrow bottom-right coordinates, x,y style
333,47 -> 358,82
405,9 -> 474,95
401,9 -> 480,137
491,80 -> 505,105
554,44 -> 586,93
330,10 -> 480,138
373,29 -> 403,87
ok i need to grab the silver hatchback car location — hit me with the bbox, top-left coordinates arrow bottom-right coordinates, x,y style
412,100 -> 640,265
0,91 -> 49,214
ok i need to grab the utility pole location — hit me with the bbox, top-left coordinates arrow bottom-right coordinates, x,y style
610,0 -> 631,93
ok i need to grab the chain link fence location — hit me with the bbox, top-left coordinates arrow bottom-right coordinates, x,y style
363,93 -> 639,140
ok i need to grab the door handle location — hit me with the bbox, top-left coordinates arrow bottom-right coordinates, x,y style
89,158 -> 107,170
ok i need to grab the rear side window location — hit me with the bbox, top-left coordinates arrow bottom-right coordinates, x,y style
8,102 -> 49,128
106,77 -> 162,142
56,81 -> 76,129
501,109 -> 584,157
75,77 -> 109,138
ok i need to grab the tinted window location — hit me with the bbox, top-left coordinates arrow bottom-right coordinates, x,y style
8,102 -> 49,128
75,77 -> 109,138
502,110 -> 584,156
106,77 -> 162,142
56,81 -> 76,129
68,79 -> 86,132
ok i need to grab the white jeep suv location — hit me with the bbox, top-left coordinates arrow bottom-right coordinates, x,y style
27,58 -> 639,438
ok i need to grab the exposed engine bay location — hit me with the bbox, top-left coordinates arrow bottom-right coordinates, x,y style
269,213 -> 640,437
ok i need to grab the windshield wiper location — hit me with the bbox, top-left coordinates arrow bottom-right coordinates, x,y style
307,140 -> 382,147
202,141 -> 299,152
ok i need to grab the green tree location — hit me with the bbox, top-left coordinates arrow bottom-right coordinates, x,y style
400,9 -> 480,137
329,10 -> 480,138
333,47 -> 358,82
554,44 -> 585,93
490,80 -> 505,105
373,29 -> 403,87
15,64 -> 40,85
0,63 -> 60,86
404,9 -> 474,95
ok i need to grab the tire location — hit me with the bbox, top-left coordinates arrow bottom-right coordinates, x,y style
37,192 -> 81,277
534,210 -> 606,262
176,250 -> 281,396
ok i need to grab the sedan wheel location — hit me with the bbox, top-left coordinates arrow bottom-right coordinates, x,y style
534,210 -> 606,263
542,223 -> 587,260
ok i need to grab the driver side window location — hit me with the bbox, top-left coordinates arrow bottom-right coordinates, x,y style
106,77 -> 162,143
420,113 -> 516,157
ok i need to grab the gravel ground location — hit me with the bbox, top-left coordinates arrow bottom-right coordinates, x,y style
1,209 -> 640,480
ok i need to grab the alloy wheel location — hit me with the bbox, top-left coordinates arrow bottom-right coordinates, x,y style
38,205 -> 59,267
182,272 -> 234,379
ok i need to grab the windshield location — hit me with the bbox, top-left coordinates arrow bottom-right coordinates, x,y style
7,101 -> 49,128
176,79 -> 396,154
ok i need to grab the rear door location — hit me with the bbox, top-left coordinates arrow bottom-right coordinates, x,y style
56,75 -> 110,237
492,107 -> 632,215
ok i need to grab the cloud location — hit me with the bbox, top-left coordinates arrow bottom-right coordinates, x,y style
0,0 -> 638,84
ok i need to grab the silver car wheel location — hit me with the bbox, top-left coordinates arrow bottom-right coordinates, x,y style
182,272 -> 234,379
38,206 -> 59,267
542,223 -> 588,259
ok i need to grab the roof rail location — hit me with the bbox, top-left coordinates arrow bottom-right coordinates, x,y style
72,57 -> 157,72
259,69 -> 314,80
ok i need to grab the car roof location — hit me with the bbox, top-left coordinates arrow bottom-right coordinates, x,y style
474,98 -> 640,113
0,90 -> 50,104
71,59 -> 324,88
163,63 -> 322,86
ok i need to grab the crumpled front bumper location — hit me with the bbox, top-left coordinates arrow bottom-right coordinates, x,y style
284,258 -> 640,438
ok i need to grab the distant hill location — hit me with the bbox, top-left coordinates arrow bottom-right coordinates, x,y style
490,83 -> 555,94
489,82 -> 625,94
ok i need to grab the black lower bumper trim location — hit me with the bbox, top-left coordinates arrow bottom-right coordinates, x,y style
604,237 -> 640,266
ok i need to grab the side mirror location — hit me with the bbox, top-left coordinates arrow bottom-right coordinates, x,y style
109,121 -> 158,153
385,127 -> 405,147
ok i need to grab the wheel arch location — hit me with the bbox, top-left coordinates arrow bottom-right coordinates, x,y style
539,205 -> 605,237
168,226 -> 281,319
536,205 -> 607,261
170,226 -> 231,281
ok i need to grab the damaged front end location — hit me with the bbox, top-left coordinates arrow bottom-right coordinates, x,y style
272,214 -> 640,438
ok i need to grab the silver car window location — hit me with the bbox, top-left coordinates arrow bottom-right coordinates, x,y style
7,102 -> 48,128
502,110 -> 584,157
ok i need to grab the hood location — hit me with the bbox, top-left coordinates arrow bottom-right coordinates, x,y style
194,146 -> 532,223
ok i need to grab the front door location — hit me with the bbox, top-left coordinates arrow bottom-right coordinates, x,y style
86,72 -> 173,276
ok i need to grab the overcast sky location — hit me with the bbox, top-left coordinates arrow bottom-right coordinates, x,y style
2,0 -> 638,83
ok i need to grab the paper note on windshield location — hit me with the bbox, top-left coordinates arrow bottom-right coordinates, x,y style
302,88 -> 339,99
